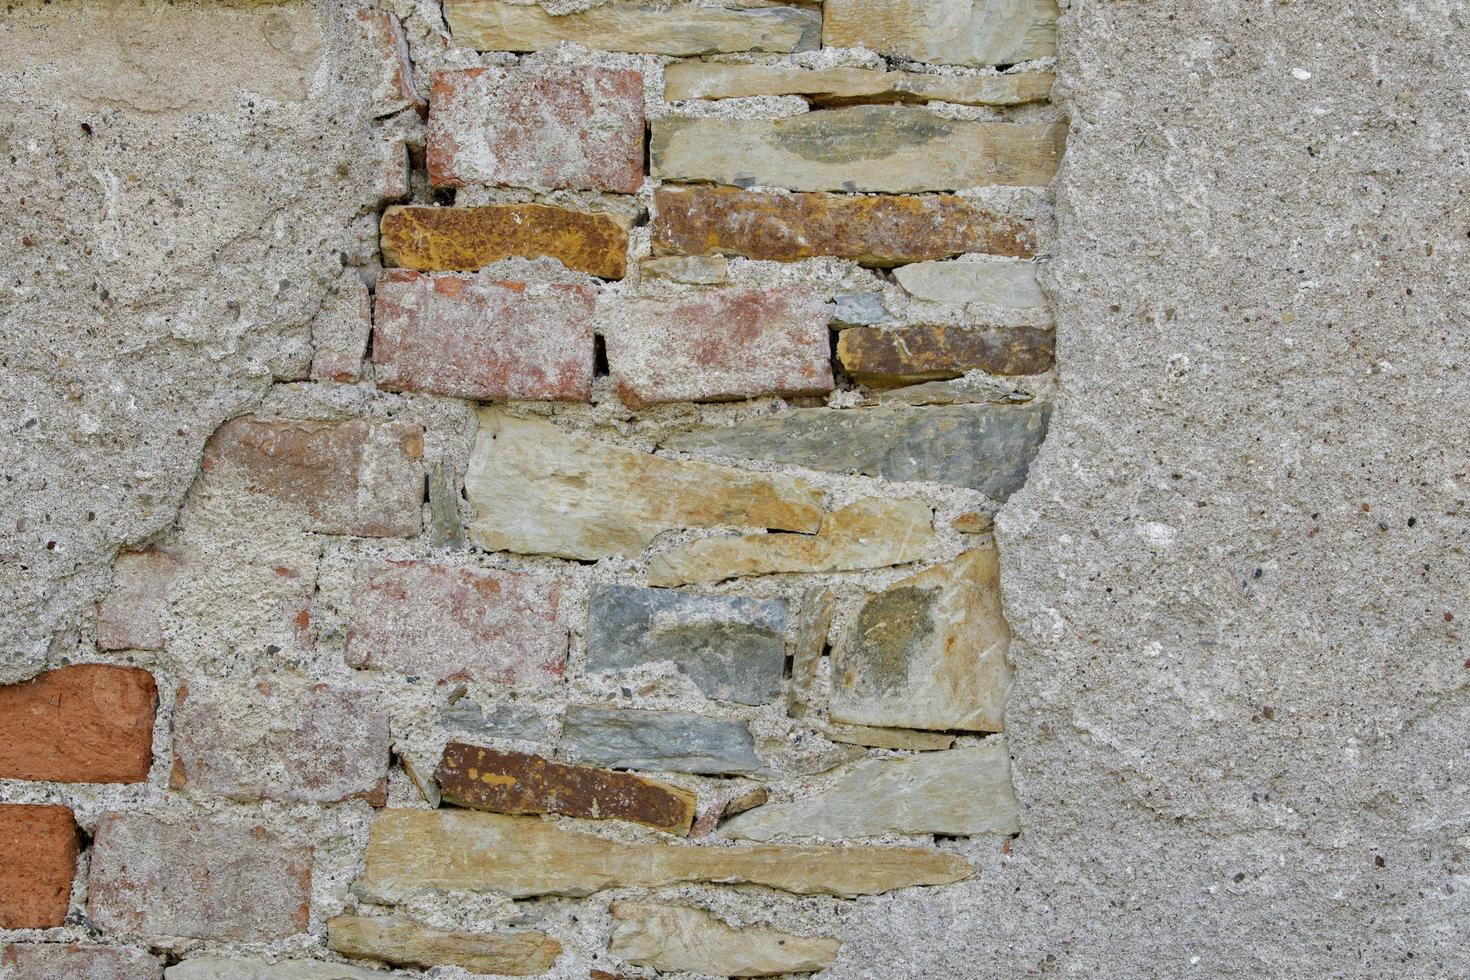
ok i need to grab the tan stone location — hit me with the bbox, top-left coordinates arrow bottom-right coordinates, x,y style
651,108 -> 1066,192
893,257 -> 1046,306
787,587 -> 837,720
640,254 -> 728,285
610,903 -> 840,977
722,742 -> 1020,841
328,914 -> 561,976
831,546 -> 1012,732
444,0 -> 820,56
353,809 -> 970,901
646,498 -> 938,587
652,185 -> 1036,266
953,510 -> 996,533
823,723 -> 956,751
823,0 -> 1059,68
465,410 -> 824,560
665,62 -> 1053,106
837,324 -> 1055,384
380,204 -> 629,278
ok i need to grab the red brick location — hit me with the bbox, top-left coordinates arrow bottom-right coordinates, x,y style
96,549 -> 182,651
170,681 -> 388,806
201,418 -> 424,538
373,270 -> 596,402
346,560 -> 568,685
0,805 -> 77,929
2,944 -> 163,980
309,273 -> 372,383
603,287 -> 834,409
356,9 -> 424,117
87,813 -> 311,942
427,66 -> 644,193
0,665 -> 156,784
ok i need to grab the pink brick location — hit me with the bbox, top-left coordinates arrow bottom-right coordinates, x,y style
357,9 -> 424,117
2,944 -> 163,980
87,813 -> 311,942
96,549 -> 182,651
170,681 -> 389,806
372,270 -> 596,402
603,287 -> 835,409
427,65 -> 644,193
346,560 -> 568,685
309,273 -> 372,384
201,418 -> 423,538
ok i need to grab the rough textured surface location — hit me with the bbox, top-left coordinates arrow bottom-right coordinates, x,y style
664,63 -> 1053,106
165,959 -> 385,980
2,944 -> 163,980
94,551 -> 182,652
354,810 -> 971,901
380,204 -> 630,278
442,700 -> 552,743
823,0 -> 1059,67
372,270 -> 597,401
609,902 -> 840,977
893,256 -> 1047,307
328,914 -> 562,976
437,743 -> 696,833
0,665 -> 156,784
652,109 -> 1066,192
652,186 -> 1036,266
560,706 -> 763,775
0,806 -> 76,930
838,324 -> 1055,383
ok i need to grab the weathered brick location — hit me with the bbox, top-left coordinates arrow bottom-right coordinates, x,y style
2,943 -> 163,980
88,813 -> 310,941
823,0 -> 1059,68
0,805 -> 77,929
651,108 -> 1066,193
356,9 -> 424,117
372,270 -> 596,402
346,559 -> 569,685
380,204 -> 628,278
96,549 -> 182,651
0,665 -> 157,784
837,324 -> 1055,384
602,287 -> 833,410
201,418 -> 423,538
652,186 -> 1036,266
427,66 -> 644,193
436,743 -> 696,833
171,681 -> 389,805
308,272 -> 372,383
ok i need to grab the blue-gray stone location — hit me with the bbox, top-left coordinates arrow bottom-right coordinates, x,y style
560,706 -> 763,775
587,585 -> 788,705
441,701 -> 552,742
832,292 -> 892,326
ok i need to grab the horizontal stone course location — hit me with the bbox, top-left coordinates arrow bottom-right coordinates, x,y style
893,256 -> 1047,306
610,902 -> 841,977
561,706 -> 763,775
664,62 -> 1054,106
380,203 -> 629,278
838,323 -> 1056,384
0,805 -> 77,929
166,958 -> 386,980
2,943 -> 163,980
328,914 -> 562,976
823,0 -> 1059,67
0,664 -> 156,784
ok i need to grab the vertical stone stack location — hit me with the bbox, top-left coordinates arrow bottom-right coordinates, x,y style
1,1 -> 1063,976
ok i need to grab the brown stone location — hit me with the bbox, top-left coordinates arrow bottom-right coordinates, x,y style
664,62 -> 1053,106
436,743 -> 696,834
328,915 -> 562,976
603,287 -> 834,409
372,270 -> 597,401
953,510 -> 995,533
0,665 -> 157,784
838,324 -> 1054,385
201,418 -> 424,538
2,944 -> 163,980
353,809 -> 971,901
88,813 -> 311,941
652,186 -> 1036,266
96,549 -> 182,651
0,805 -> 77,929
380,204 -> 629,278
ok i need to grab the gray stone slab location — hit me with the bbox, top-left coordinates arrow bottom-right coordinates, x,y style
440,701 -> 552,742
587,585 -> 788,705
559,706 -> 763,775
661,404 -> 1050,500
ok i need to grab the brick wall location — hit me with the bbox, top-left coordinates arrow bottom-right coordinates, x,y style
0,0 -> 1062,976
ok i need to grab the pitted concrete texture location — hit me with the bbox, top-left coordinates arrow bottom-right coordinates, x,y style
830,1 -> 1470,976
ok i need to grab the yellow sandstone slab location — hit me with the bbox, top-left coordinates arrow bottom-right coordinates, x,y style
664,62 -> 1053,106
328,915 -> 561,976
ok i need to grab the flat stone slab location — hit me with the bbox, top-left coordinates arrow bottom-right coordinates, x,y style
587,585 -> 788,705
823,0 -> 1059,67
838,324 -> 1055,384
444,0 -> 820,55
3,944 -> 163,980
651,185 -> 1036,266
380,204 -> 629,278
831,546 -> 1012,732
465,410 -> 824,560
166,958 -> 387,980
893,257 -> 1047,307
665,62 -> 1053,106
560,706 -> 763,775
328,914 -> 561,976
441,700 -> 552,742
651,107 -> 1066,193
661,403 -> 1050,499
352,809 -> 972,901
646,497 -> 939,587
610,902 -> 841,977
436,742 -> 696,833
723,742 -> 1020,841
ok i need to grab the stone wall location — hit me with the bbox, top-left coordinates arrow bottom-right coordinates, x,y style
0,1 -> 1063,977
